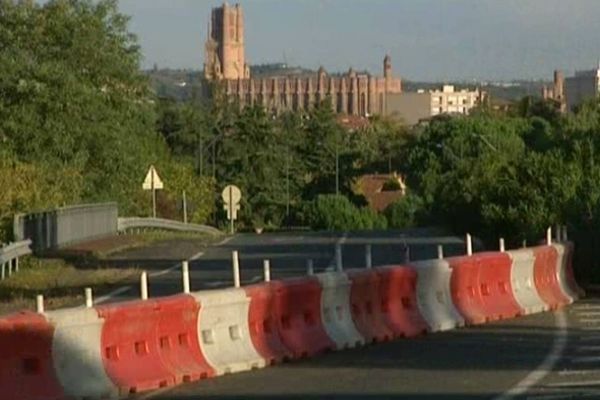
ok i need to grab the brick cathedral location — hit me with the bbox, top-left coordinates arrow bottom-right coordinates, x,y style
203,3 -> 403,116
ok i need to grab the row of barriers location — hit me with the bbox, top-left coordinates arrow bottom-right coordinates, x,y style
0,240 -> 583,400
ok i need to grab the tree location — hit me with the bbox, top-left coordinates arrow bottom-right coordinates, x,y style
0,0 -> 174,217
217,105 -> 288,228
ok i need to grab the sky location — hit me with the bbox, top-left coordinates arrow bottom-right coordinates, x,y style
118,0 -> 600,82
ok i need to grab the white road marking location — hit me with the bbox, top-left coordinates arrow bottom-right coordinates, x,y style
575,312 -> 600,317
149,262 -> 184,278
94,286 -> 131,304
573,305 -> 600,311
527,393 -> 600,400
558,369 -> 594,376
202,275 -> 262,289
96,249 -> 209,304
570,356 -> 600,364
492,311 -> 568,400
579,319 -> 600,325
576,345 -> 600,352
580,326 -> 600,331
190,250 -> 206,260
578,335 -> 600,342
215,236 -> 234,246
544,380 -> 600,388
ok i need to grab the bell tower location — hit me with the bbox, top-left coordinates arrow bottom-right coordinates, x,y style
383,54 -> 392,79
204,3 -> 250,81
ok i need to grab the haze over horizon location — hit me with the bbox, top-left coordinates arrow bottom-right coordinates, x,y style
119,0 -> 600,82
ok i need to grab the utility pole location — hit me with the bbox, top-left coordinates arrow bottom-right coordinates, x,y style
286,147 -> 290,219
335,141 -> 340,196
199,137 -> 204,176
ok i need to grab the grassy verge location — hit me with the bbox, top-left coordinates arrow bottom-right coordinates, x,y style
0,257 -> 138,316
70,231 -> 225,260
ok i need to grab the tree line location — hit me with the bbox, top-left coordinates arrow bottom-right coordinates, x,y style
2,0 -> 600,283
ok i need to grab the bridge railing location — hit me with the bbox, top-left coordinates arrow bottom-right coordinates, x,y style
117,217 -> 223,236
0,240 -> 32,280
13,203 -> 118,253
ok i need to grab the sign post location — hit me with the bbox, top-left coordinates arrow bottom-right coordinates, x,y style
182,190 -> 188,224
142,165 -> 164,218
221,185 -> 241,234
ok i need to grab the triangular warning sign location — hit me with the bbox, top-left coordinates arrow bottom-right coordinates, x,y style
142,165 -> 164,190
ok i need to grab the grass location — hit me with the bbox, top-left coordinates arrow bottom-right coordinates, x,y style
0,257 -> 138,316
0,230 -> 223,315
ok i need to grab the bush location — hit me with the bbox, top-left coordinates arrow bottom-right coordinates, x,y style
384,194 -> 424,229
381,178 -> 402,192
358,207 -> 388,230
305,195 -> 387,231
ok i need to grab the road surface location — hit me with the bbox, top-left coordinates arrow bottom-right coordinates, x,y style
102,228 -> 471,299
100,230 -> 596,399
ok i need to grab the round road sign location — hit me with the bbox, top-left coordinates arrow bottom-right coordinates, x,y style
222,185 -> 242,205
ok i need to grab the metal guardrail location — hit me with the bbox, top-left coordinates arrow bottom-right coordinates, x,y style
117,218 -> 223,236
0,240 -> 32,280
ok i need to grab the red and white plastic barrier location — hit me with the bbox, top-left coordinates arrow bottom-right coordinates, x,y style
412,259 -> 465,331
0,241 -> 582,400
509,248 -> 548,315
315,272 -> 365,349
49,307 -> 118,399
192,288 -> 265,375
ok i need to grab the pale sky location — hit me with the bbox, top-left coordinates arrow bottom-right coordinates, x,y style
118,0 -> 600,81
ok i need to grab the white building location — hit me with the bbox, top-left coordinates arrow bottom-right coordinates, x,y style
430,85 -> 481,116
564,65 -> 600,111
386,85 -> 483,125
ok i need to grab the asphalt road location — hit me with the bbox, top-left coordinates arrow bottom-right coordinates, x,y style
98,229 -> 597,400
102,228 -> 471,299
130,298 -> 599,400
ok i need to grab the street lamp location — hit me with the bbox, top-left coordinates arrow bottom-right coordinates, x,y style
335,141 -> 340,196
471,132 -> 498,152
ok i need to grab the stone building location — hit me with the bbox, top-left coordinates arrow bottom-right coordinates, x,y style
541,70 -> 566,112
203,3 -> 402,116
543,66 -> 600,112
204,2 -> 250,80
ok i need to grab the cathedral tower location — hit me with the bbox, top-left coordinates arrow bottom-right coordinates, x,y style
204,3 -> 250,80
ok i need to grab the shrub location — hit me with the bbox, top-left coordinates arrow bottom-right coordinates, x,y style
384,194 -> 424,229
381,178 -> 402,192
305,194 -> 387,231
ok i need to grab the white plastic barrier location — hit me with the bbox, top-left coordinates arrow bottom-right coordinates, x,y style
412,259 -> 465,332
508,249 -> 548,314
315,273 -> 365,350
552,243 -> 577,303
193,288 -> 266,375
48,308 -> 118,399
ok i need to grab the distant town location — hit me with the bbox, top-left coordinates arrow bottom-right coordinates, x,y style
146,2 -> 600,126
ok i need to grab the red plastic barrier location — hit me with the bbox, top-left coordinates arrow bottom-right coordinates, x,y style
376,266 -> 429,337
347,269 -> 394,344
244,281 -> 294,365
272,277 -> 336,358
98,295 -> 213,395
533,246 -> 571,310
155,295 -> 214,383
477,253 -> 523,320
448,256 -> 487,325
0,312 -> 65,400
